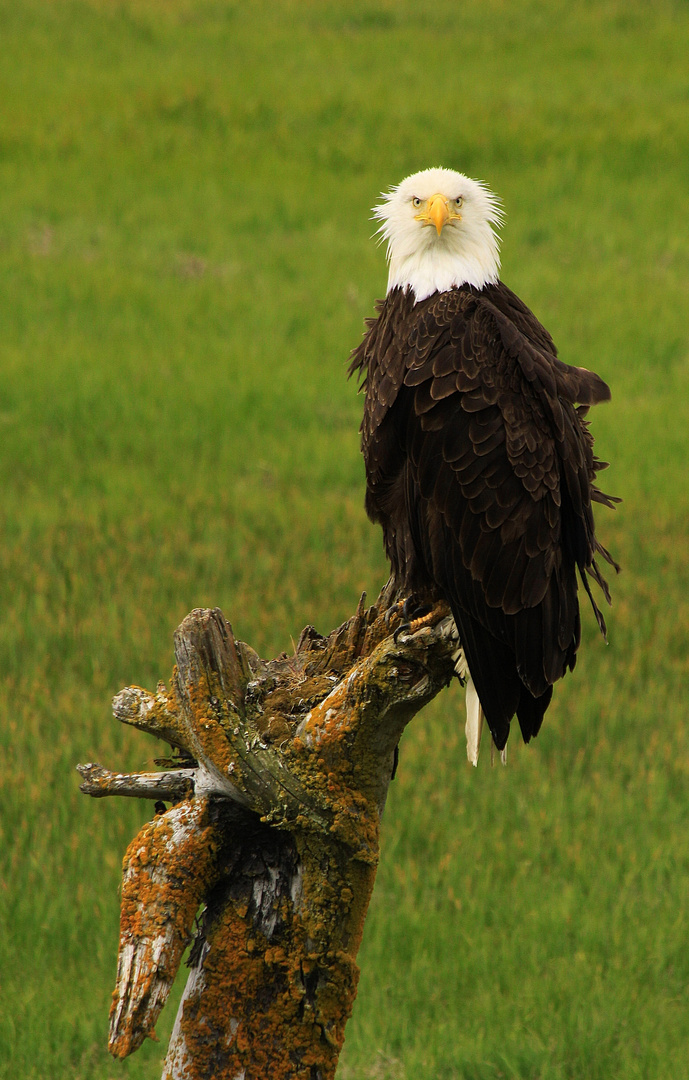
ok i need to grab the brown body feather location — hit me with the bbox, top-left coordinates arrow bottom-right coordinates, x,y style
349,283 -> 618,750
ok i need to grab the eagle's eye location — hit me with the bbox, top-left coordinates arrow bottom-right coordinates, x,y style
412,197 -> 422,208
454,196 -> 463,208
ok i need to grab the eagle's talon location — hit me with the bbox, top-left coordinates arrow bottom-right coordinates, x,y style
385,597 -> 416,627
393,621 -> 412,643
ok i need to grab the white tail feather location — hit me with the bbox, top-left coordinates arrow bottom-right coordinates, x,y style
464,676 -> 485,767
453,639 -> 507,767
453,645 -> 484,766
490,739 -> 508,767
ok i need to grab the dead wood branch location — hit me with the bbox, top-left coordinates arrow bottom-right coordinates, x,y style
78,587 -> 458,1079
77,763 -> 196,802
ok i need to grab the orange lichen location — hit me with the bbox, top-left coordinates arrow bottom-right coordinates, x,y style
168,833 -> 376,1080
110,797 -> 223,1059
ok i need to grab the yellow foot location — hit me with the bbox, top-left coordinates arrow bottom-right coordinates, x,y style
392,600 -> 451,642
407,610 -> 439,632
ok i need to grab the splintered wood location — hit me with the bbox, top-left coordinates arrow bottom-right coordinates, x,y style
78,590 -> 458,1079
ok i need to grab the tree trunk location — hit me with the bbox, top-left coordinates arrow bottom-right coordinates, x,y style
78,587 -> 459,1079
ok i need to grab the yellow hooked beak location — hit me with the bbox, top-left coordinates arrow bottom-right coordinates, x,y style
414,193 -> 456,235
427,194 -> 450,235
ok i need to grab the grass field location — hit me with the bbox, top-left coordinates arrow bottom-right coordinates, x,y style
1,1 -> 688,1076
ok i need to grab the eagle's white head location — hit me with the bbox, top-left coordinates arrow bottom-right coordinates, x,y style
373,167 -> 503,302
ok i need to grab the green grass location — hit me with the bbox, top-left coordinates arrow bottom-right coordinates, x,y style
1,0 -> 688,1076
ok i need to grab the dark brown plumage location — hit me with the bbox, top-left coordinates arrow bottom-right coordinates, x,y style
349,281 -> 619,750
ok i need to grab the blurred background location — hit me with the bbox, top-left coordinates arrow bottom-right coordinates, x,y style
1,1 -> 688,1077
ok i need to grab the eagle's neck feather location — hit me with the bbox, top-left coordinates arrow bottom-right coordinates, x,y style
386,241 -> 500,302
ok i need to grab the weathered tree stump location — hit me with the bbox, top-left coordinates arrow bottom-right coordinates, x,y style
78,586 -> 460,1079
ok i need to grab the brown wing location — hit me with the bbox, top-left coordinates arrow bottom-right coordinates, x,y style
350,284 -> 618,749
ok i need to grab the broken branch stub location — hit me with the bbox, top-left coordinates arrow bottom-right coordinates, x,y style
78,592 -> 458,1079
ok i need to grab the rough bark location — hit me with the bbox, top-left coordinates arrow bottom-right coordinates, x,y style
78,587 -> 459,1079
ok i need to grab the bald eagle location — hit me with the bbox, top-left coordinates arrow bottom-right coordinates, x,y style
349,168 -> 618,762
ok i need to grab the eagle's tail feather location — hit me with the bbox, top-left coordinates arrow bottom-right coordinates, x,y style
448,604 -> 518,751
464,675 -> 484,767
454,646 -> 507,767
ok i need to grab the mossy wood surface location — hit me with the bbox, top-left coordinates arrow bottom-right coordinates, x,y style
78,590 -> 458,1079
